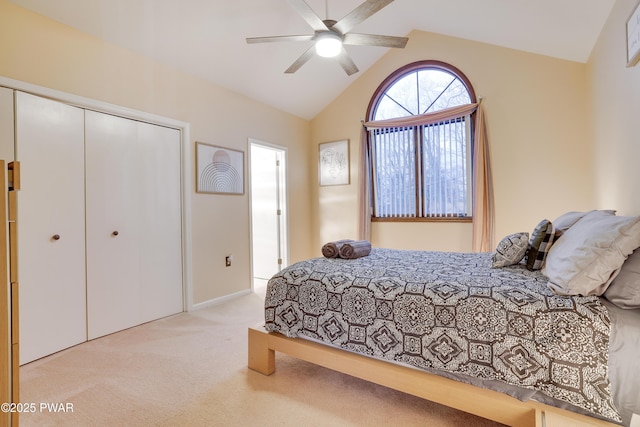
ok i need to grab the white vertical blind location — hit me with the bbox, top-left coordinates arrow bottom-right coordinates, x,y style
370,115 -> 471,218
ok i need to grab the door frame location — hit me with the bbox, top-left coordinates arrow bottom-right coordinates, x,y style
0,75 -> 194,311
248,138 -> 289,291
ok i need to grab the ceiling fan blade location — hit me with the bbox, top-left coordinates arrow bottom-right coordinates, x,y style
246,35 -> 314,44
285,45 -> 316,74
287,0 -> 328,32
337,48 -> 359,76
343,33 -> 408,48
333,0 -> 394,34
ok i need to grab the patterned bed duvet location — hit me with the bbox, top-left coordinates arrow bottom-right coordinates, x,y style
264,248 -> 640,425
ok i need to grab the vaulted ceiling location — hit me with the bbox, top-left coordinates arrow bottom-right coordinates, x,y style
10,0 -> 615,119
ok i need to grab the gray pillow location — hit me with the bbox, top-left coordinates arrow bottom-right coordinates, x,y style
492,232 -> 529,268
604,248 -> 640,309
544,211 -> 640,296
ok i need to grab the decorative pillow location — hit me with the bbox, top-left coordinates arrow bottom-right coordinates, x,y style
526,219 -> 556,271
553,210 -> 616,236
492,232 -> 529,268
604,248 -> 640,309
544,210 -> 640,296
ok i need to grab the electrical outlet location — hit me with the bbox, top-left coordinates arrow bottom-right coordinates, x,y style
225,255 -> 232,267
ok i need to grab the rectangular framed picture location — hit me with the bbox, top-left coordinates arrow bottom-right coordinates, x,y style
627,0 -> 640,66
196,142 -> 244,194
319,139 -> 350,186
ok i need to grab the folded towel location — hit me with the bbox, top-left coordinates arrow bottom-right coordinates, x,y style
338,240 -> 372,259
322,239 -> 353,258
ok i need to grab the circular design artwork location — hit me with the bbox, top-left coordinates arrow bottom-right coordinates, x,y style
197,144 -> 243,194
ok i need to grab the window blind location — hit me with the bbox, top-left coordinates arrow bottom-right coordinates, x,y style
370,115 -> 471,219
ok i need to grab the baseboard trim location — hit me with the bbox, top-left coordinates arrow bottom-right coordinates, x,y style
190,289 -> 251,311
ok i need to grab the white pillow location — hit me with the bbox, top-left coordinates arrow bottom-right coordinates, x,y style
544,210 -> 640,296
553,210 -> 616,235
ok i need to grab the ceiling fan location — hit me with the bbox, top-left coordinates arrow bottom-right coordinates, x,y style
246,0 -> 408,76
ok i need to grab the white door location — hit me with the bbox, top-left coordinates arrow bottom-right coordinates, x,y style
136,120 -> 183,323
16,91 -> 87,364
85,111 -> 140,339
85,111 -> 182,339
250,141 -> 287,283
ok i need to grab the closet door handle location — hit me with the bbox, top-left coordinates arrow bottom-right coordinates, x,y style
112,231 -> 119,237
52,234 -> 61,241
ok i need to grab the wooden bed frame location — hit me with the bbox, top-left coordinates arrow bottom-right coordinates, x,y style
248,325 -> 620,427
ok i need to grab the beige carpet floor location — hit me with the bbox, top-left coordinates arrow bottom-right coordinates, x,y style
20,289 -> 506,426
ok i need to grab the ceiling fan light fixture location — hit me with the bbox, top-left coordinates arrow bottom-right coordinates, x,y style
248,0 -> 406,75
315,32 -> 342,57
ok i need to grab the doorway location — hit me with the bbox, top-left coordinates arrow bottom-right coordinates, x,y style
249,139 -> 288,292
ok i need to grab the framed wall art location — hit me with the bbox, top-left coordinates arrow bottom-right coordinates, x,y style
319,139 -> 350,186
196,142 -> 244,194
627,0 -> 640,66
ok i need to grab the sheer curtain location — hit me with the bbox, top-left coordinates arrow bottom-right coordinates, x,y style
358,102 -> 494,252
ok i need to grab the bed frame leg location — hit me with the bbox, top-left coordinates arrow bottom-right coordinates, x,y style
248,326 -> 275,375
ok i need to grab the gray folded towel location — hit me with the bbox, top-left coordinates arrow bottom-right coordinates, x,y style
322,239 -> 353,258
338,240 -> 372,259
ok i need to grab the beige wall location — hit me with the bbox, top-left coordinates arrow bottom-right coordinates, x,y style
588,0 -> 640,216
311,30 -> 595,253
0,0 -> 314,305
1,0 -> 622,305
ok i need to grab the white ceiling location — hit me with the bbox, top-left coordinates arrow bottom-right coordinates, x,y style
10,0 -> 615,120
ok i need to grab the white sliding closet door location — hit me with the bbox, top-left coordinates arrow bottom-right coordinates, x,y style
85,111 -> 182,339
17,91 -> 87,364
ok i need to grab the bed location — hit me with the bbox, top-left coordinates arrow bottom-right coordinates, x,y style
248,211 -> 640,427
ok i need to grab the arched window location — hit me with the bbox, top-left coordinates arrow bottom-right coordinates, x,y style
366,61 -> 477,220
